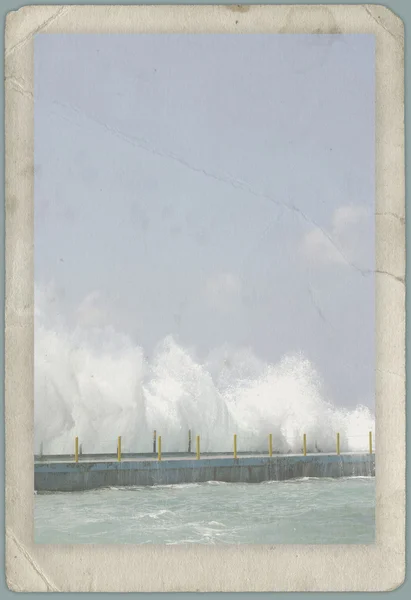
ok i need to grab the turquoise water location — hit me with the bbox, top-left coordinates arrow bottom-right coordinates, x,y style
35,477 -> 375,544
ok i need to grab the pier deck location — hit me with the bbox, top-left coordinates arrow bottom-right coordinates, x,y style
35,452 -> 375,492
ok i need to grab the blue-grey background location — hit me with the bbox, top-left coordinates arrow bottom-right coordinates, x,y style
1,0 -> 409,597
35,32 -> 374,411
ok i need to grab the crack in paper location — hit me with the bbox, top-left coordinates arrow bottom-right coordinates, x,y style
5,6 -> 70,58
376,367 -> 404,380
364,6 -> 403,45
376,270 -> 405,285
376,212 -> 405,223
5,76 -> 33,99
6,529 -> 60,591
51,99 -> 371,278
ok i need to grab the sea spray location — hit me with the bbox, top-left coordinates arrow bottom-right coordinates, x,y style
34,289 -> 375,455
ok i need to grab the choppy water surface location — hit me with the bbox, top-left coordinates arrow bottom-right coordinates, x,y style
35,477 -> 374,544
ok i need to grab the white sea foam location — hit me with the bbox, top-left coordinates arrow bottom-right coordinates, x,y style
35,478 -> 376,544
35,286 -> 375,455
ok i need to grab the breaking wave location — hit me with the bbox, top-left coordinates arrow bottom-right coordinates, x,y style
34,287 -> 375,455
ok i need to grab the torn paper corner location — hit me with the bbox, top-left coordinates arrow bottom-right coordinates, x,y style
5,530 -> 59,592
5,5 -> 67,57
364,4 -> 404,41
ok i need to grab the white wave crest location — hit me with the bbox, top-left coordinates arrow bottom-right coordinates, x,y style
35,286 -> 375,455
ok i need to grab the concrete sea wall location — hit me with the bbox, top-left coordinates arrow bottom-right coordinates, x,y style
35,453 -> 375,492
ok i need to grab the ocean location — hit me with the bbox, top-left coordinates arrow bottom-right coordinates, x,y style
35,476 -> 375,544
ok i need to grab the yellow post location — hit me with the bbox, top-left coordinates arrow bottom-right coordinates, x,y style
196,435 -> 200,460
158,435 -> 162,461
336,432 -> 340,455
234,434 -> 237,459
75,436 -> 79,463
269,433 -> 273,457
369,431 -> 373,455
303,433 -> 307,456
117,436 -> 122,462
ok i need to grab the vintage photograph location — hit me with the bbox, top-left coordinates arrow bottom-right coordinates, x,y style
34,32 -> 375,545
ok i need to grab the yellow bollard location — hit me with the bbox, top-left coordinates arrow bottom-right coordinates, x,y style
75,436 -> 79,463
234,434 -> 237,459
196,435 -> 200,460
369,431 -> 373,455
158,435 -> 162,461
303,433 -> 307,456
117,436 -> 122,462
269,433 -> 273,457
336,432 -> 340,455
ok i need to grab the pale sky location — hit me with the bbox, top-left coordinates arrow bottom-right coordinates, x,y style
34,34 -> 375,409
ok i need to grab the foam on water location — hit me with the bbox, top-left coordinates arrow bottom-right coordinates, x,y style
35,286 -> 375,455
35,478 -> 376,544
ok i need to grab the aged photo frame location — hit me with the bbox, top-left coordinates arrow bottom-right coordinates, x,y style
4,4 -> 405,592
